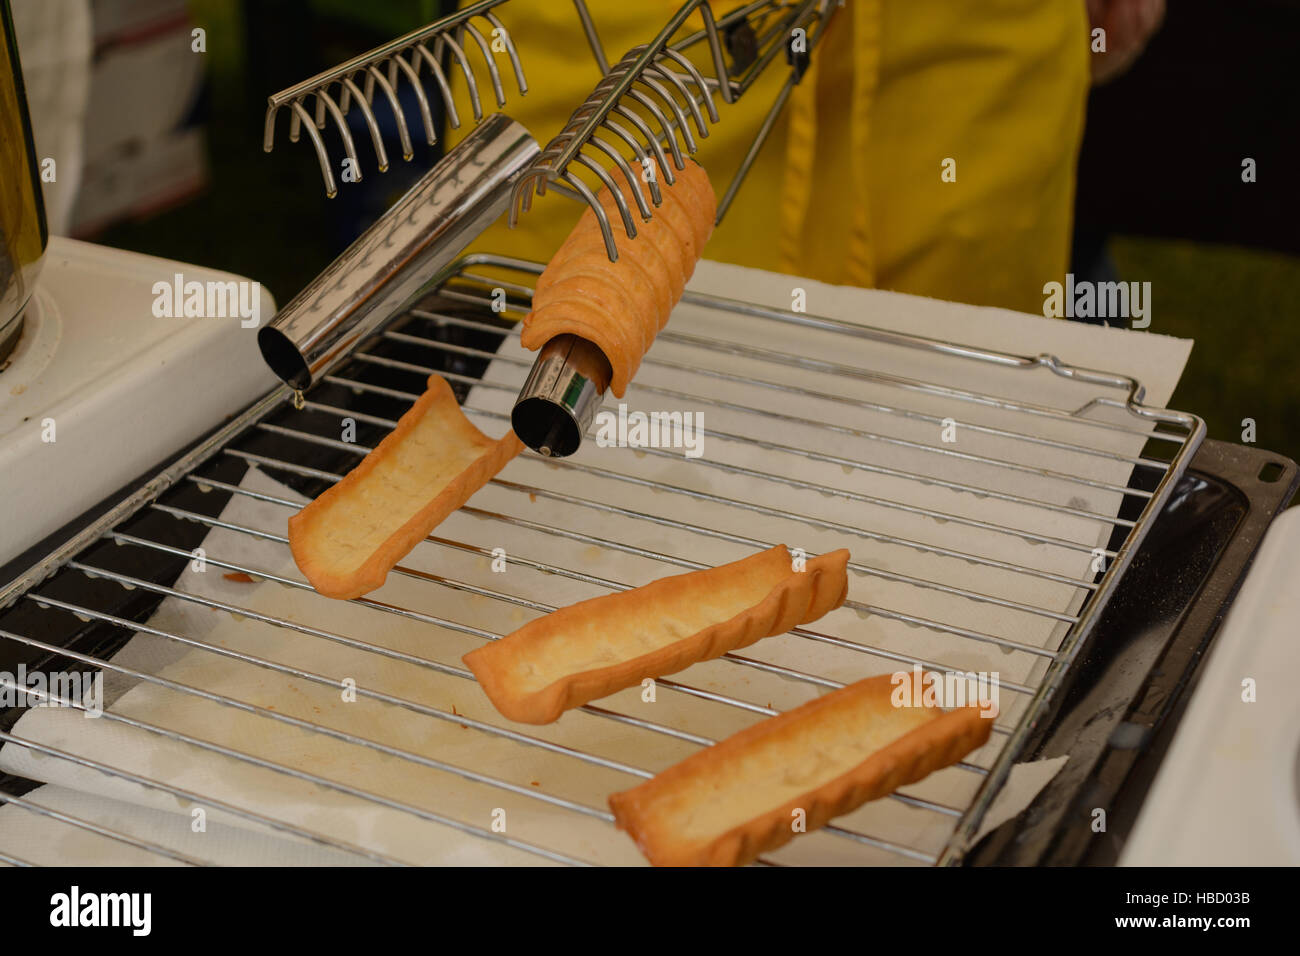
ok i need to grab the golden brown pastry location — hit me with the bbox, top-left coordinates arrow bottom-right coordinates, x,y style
608,673 -> 994,866
522,159 -> 716,397
288,374 -> 522,600
463,545 -> 849,724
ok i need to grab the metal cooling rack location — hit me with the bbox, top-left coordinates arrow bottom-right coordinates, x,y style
0,255 -> 1204,866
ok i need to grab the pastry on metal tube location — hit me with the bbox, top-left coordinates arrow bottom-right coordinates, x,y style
463,545 -> 850,724
608,673 -> 995,866
288,374 -> 522,600
522,159 -> 716,398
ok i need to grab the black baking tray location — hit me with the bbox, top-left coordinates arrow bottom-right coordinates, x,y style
966,438 -> 1297,865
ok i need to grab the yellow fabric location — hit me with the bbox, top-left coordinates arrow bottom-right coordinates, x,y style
449,0 -> 1089,316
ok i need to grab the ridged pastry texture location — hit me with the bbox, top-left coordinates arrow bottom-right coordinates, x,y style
463,545 -> 850,724
523,159 -> 717,397
608,673 -> 995,866
288,374 -> 523,600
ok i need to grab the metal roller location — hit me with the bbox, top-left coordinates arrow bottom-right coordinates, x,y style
257,114 -> 540,392
510,333 -> 611,457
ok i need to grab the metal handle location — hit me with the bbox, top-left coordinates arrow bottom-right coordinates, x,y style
257,113 -> 539,392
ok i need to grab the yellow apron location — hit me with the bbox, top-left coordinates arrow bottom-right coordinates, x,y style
449,0 -> 1089,316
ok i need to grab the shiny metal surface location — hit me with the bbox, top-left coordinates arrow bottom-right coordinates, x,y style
256,113 -> 539,391
0,254 -> 1206,866
0,0 -> 48,364
512,0 -> 835,261
510,0 -> 835,456
511,333 -> 611,457
262,0 -> 525,196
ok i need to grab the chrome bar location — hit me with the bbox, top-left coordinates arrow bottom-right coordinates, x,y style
256,114 -> 539,391
386,328 -> 1153,506
292,378 -> 1110,585
5,611 -> 946,859
444,273 -> 1193,444
417,307 -> 1168,469
0,727 -> 404,865
205,458 -> 1079,625
237,426 -> 1061,664
2,629 -> 611,823
0,783 -> 207,866
126,501 -> 1041,702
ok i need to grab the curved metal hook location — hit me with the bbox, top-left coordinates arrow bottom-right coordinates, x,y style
459,20 -> 505,108
389,52 -> 436,145
289,99 -> 337,197
483,11 -> 527,94
599,118 -> 662,207
509,169 -> 549,224
612,104 -> 675,186
574,153 -> 637,239
262,103 -> 280,152
436,32 -> 482,122
562,170 -> 618,261
644,62 -> 708,137
341,75 -> 388,171
413,43 -> 460,130
366,64 -> 413,161
314,85 -> 360,181
634,74 -> 697,153
658,47 -> 718,122
624,88 -> 684,169
586,135 -> 650,220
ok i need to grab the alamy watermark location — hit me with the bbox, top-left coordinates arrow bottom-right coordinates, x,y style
152,273 -> 261,328
890,664 -> 999,719
50,886 -> 150,935
593,403 -> 704,458
1042,274 -> 1150,328
0,665 -> 103,717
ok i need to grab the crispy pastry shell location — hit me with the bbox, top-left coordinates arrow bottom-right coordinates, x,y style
463,545 -> 849,724
608,673 -> 994,866
288,374 -> 522,600
522,159 -> 716,397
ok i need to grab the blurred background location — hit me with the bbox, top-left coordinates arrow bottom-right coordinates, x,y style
15,0 -> 1300,461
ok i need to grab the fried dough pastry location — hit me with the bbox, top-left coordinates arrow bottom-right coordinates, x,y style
523,159 -> 716,397
609,673 -> 994,866
463,545 -> 849,724
288,374 -> 522,600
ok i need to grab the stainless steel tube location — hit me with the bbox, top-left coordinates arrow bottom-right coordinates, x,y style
511,334 -> 610,457
258,112 -> 539,390
0,1 -> 48,365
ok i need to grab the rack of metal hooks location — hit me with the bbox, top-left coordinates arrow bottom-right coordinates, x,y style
511,0 -> 837,260
262,0 -> 527,197
263,0 -> 835,247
